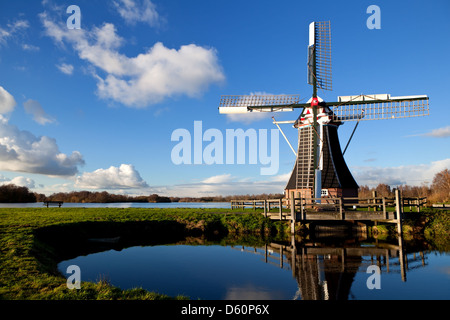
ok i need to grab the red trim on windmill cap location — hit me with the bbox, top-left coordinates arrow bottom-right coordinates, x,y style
311,97 -> 319,106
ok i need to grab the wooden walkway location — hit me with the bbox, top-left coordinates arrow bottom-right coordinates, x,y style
230,190 -> 427,234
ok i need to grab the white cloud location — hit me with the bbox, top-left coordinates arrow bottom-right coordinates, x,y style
0,19 -> 29,46
422,126 -> 450,138
351,158 -> 450,187
0,176 -> 36,189
23,99 -> 56,125
40,13 -> 225,108
36,182 -> 74,196
270,172 -> 291,183
0,104 -> 84,176
22,44 -> 40,51
56,63 -> 74,75
202,174 -> 234,184
0,86 -> 17,114
157,172 -> 290,197
113,0 -> 161,27
75,164 -> 149,189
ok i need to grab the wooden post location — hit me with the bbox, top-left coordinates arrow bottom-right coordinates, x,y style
291,235 -> 296,277
280,246 -> 284,268
300,196 -> 304,221
263,200 -> 267,218
395,189 -> 403,237
339,197 -> 343,220
398,232 -> 407,282
279,199 -> 283,220
372,191 -> 377,212
290,191 -> 296,234
382,197 -> 387,219
386,249 -> 390,273
265,243 -> 268,263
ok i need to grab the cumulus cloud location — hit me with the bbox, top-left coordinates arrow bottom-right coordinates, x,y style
75,164 -> 149,189
0,101 -> 84,176
40,12 -> 225,107
0,86 -> 17,114
112,0 -> 161,27
0,176 -> 36,189
2,89 -> 76,175
23,99 -> 56,125
56,63 -> 74,75
351,158 -> 450,187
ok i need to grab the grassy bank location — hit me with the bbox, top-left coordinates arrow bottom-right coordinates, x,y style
369,208 -> 450,250
0,207 -> 282,300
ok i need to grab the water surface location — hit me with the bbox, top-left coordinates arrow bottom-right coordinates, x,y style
0,202 -> 230,209
58,238 -> 450,300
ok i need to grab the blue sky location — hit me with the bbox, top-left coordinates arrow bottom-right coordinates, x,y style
0,0 -> 449,197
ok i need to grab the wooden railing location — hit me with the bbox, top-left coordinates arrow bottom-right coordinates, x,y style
230,192 -> 427,234
230,196 -> 427,216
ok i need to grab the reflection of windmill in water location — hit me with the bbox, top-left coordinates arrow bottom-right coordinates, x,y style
219,21 -> 429,200
260,239 -> 428,300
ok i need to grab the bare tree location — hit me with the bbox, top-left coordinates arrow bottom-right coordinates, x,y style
431,169 -> 450,202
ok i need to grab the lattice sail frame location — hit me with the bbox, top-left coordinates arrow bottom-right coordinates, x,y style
219,94 -> 301,113
330,95 -> 429,122
308,21 -> 332,91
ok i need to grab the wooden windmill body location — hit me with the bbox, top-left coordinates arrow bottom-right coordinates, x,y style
219,21 -> 429,202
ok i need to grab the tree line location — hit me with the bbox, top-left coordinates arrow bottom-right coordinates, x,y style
0,184 -> 37,203
41,192 -> 285,203
358,168 -> 449,203
0,169 -> 448,204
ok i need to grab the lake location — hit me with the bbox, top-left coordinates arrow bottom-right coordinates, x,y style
58,236 -> 450,300
0,202 -> 231,209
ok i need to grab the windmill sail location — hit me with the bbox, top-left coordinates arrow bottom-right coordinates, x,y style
308,21 -> 332,91
219,94 -> 301,113
329,94 -> 429,122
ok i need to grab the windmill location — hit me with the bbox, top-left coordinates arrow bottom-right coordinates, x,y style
219,21 -> 429,202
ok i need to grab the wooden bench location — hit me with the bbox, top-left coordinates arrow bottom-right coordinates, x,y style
43,201 -> 64,208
